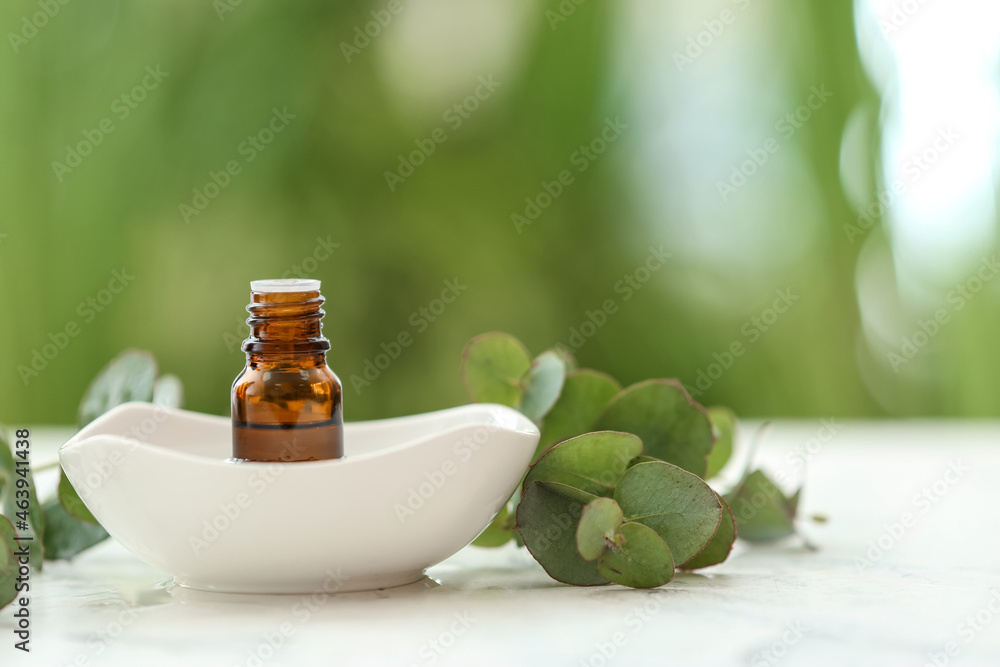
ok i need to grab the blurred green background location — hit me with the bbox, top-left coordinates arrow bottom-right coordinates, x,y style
2,0 -> 998,424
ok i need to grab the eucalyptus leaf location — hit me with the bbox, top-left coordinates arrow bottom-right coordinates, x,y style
516,482 -> 606,586
788,487 -> 802,518
627,455 -> 658,468
595,380 -> 714,477
152,374 -> 184,408
524,431 -> 642,499
536,370 -> 621,457
705,406 -> 737,479
534,480 -> 601,505
0,435 -> 11,476
21,465 -> 45,563
0,516 -> 16,609
0,427 -> 45,566
0,434 -> 13,512
42,499 -> 109,561
615,461 -> 722,564
58,469 -> 99,525
519,351 -> 567,424
576,497 -> 624,561
680,494 -> 736,570
472,503 -> 515,547
597,521 -> 675,589
78,350 -> 157,427
548,346 -> 577,374
725,470 -> 798,543
461,333 -> 532,407
456,332 -> 745,587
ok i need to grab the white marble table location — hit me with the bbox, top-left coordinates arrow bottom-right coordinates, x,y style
6,420 -> 1000,666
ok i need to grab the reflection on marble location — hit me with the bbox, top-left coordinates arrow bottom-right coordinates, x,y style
7,421 -> 1000,666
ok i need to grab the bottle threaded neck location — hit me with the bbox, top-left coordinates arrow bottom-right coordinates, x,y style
242,286 -> 330,357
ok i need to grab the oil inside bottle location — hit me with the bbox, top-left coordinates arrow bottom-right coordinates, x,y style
231,279 -> 344,462
232,419 -> 343,462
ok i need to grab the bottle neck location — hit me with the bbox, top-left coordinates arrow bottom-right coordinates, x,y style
242,289 -> 330,365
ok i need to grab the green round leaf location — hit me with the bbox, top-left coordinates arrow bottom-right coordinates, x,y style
595,379 -> 714,477
516,482 -> 607,586
78,350 -> 157,427
705,406 -> 737,479
41,499 -> 109,561
538,481 -> 602,505
0,435 -> 12,476
615,461 -> 722,564
597,522 -> 675,589
524,431 -> 642,499
0,427 -> 45,565
679,494 -> 736,570
537,370 -> 621,457
152,374 -> 184,409
576,497 -> 624,561
472,503 -> 515,548
725,470 -> 797,543
788,487 -> 802,517
548,347 -> 577,373
519,351 -> 568,423
58,469 -> 99,525
627,455 -> 658,468
0,516 -> 17,609
461,333 -> 532,407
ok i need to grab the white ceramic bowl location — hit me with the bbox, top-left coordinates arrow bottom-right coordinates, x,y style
59,402 -> 538,594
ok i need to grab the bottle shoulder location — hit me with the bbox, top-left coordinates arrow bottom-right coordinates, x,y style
233,362 -> 341,388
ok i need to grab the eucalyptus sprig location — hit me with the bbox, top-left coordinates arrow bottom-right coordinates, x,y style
0,336 -> 807,610
0,350 -> 182,610
463,332 -> 807,588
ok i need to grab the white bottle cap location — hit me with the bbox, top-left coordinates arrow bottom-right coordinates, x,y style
250,279 -> 321,293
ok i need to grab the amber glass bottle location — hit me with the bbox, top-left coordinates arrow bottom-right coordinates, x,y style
231,279 -> 344,462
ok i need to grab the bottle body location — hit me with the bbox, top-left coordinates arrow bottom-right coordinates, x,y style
232,361 -> 344,462
231,280 -> 344,462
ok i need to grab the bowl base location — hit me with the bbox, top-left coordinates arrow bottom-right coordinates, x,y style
174,570 -> 427,595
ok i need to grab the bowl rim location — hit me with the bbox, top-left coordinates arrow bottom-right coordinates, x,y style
59,401 -> 540,471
